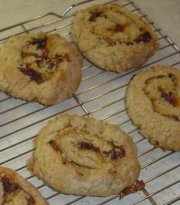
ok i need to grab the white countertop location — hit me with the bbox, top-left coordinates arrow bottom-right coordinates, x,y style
0,1 -> 179,205
0,0 -> 180,48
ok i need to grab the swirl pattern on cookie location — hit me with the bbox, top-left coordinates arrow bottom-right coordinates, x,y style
72,3 -> 158,72
0,32 -> 82,105
19,35 -> 71,83
27,113 -> 140,196
126,65 -> 180,151
0,166 -> 48,205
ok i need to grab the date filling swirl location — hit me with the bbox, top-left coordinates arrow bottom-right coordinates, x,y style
0,175 -> 35,205
49,126 -> 125,169
143,73 -> 180,121
88,5 -> 152,46
18,35 -> 70,84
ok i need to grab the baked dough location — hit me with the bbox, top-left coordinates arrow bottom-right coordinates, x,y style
0,32 -> 82,105
0,166 -> 48,205
72,3 -> 158,73
126,65 -> 180,151
27,113 -> 140,196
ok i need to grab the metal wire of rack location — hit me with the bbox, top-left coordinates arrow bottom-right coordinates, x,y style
0,0 -> 180,205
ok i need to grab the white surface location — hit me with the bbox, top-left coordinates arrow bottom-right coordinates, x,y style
0,1 -> 180,205
0,0 -> 180,47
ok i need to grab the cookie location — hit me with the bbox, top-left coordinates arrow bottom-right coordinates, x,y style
126,65 -> 180,151
72,3 -> 158,73
27,113 -> 140,196
0,166 -> 48,205
0,32 -> 82,105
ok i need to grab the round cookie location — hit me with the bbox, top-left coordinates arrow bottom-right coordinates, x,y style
27,113 -> 140,196
0,32 -> 82,105
126,65 -> 180,151
72,3 -> 158,73
0,166 -> 48,205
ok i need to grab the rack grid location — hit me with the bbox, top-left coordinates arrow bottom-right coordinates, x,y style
0,0 -> 180,205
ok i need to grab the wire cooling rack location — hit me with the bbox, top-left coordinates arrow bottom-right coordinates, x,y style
0,0 -> 180,204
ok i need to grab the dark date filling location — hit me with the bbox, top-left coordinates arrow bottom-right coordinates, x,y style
89,11 -> 103,22
101,31 -> 151,46
19,36 -> 70,84
1,175 -> 35,204
2,176 -> 19,193
29,36 -> 47,50
144,74 -> 179,121
78,141 -> 100,153
19,66 -> 44,84
108,24 -> 126,33
160,90 -> 177,106
49,137 -> 126,164
49,140 -> 62,153
103,145 -> 125,160
168,73 -> 176,82
119,180 -> 145,197
78,141 -> 126,160
35,53 -> 70,70
135,32 -> 152,43
132,32 -> 151,43
28,196 -> 35,204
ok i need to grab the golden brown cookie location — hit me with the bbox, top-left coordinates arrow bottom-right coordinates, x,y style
27,113 -> 140,196
0,166 -> 48,205
72,3 -> 158,73
0,32 -> 82,105
126,65 -> 180,151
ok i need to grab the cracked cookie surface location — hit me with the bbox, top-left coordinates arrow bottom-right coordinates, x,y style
27,113 -> 140,196
0,166 -> 48,205
126,65 -> 180,151
0,32 -> 82,105
72,3 -> 158,72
